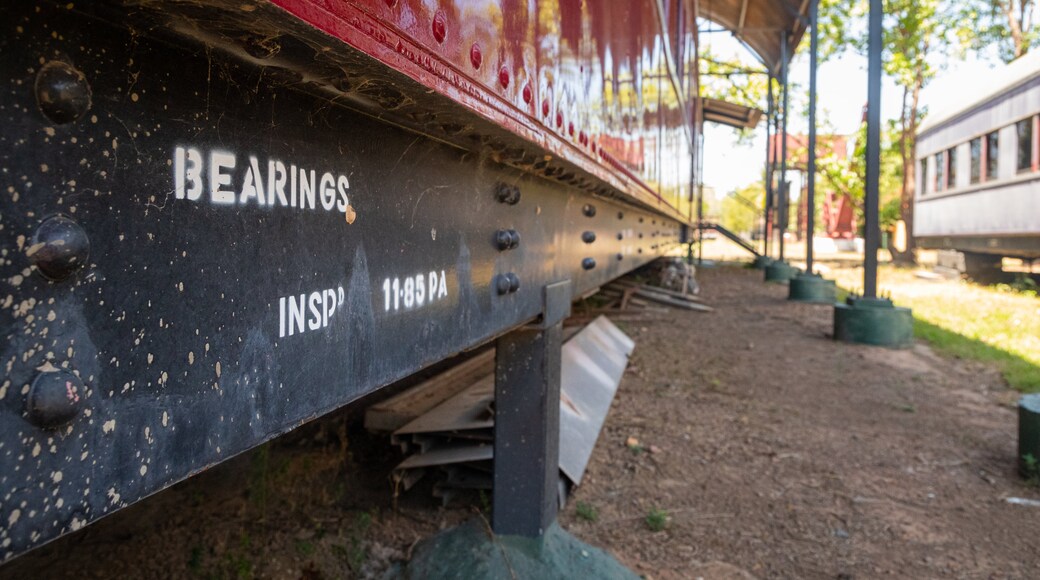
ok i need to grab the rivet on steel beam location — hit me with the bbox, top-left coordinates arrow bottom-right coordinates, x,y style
581,258 -> 596,270
581,231 -> 596,244
617,211 -> 624,219
616,253 -> 623,261
523,83 -> 532,104
495,183 -> 521,205
35,61 -> 91,125
499,67 -> 510,89
470,43 -> 483,69
26,370 -> 83,429
616,232 -> 623,240
582,204 -> 596,217
495,229 -> 521,250
432,11 -> 447,43
495,272 -> 520,295
30,215 -> 90,281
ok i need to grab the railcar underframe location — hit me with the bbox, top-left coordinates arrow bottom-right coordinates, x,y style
0,1 -> 688,559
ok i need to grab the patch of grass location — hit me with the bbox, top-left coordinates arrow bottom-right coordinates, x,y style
829,264 -> 1040,393
644,508 -> 669,532
187,545 -> 203,574
1023,453 -> 1040,487
334,510 -> 373,575
914,319 -> 1040,392
575,501 -> 598,522
295,539 -> 315,557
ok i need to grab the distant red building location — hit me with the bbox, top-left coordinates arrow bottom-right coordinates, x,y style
768,133 -> 856,239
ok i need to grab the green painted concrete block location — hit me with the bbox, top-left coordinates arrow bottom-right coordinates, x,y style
1020,394 -> 1040,478
788,273 -> 837,303
393,519 -> 638,580
764,261 -> 799,283
833,297 -> 913,348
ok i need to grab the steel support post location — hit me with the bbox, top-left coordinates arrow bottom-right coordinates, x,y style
779,30 -> 790,262
697,133 -> 705,265
493,281 -> 571,538
864,0 -> 882,298
806,0 -> 819,273
764,75 -> 774,258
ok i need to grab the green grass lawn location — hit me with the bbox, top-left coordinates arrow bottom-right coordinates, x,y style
827,265 -> 1040,393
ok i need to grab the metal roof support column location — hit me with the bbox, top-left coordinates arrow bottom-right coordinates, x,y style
863,0 -> 882,298
764,75 -> 774,258
779,30 -> 789,262
831,0 -> 912,344
806,0 -> 818,273
697,131 -> 705,264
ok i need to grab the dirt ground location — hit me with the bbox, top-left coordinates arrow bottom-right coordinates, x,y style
3,265 -> 1039,579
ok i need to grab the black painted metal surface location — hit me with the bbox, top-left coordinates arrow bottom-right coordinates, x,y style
492,281 -> 569,538
0,2 -> 681,560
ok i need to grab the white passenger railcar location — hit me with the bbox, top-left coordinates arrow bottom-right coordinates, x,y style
915,51 -> 1040,278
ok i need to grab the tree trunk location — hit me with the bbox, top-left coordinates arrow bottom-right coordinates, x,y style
1003,0 -> 1027,59
891,77 -> 922,265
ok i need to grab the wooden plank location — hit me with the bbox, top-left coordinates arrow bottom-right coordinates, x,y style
365,349 -> 496,432
366,327 -> 583,432
609,279 -> 705,302
631,288 -> 714,312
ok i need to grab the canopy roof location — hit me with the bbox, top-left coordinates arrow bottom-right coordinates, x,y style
700,0 -> 810,74
702,98 -> 763,129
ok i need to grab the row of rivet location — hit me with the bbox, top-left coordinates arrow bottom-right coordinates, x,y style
409,7 -> 598,151
26,62 -> 97,429
495,183 -> 521,294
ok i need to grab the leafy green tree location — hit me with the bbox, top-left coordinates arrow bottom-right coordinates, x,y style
819,0 -> 951,264
954,1 -> 1036,62
812,122 -> 904,231
720,182 -> 765,237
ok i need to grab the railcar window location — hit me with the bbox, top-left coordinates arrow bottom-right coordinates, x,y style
934,152 -> 944,192
1018,118 -> 1034,173
920,158 -> 928,194
986,131 -> 1000,180
947,147 -> 957,188
970,138 -> 982,184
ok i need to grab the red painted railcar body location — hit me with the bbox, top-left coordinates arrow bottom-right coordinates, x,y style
270,0 -> 700,221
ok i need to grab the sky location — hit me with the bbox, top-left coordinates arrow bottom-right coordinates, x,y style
700,31 -> 998,198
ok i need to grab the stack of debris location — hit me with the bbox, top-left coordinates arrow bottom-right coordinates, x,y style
364,316 -> 634,506
597,278 -> 713,313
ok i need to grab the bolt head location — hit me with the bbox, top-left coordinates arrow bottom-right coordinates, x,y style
27,370 -> 83,429
31,215 -> 90,281
35,61 -> 91,124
